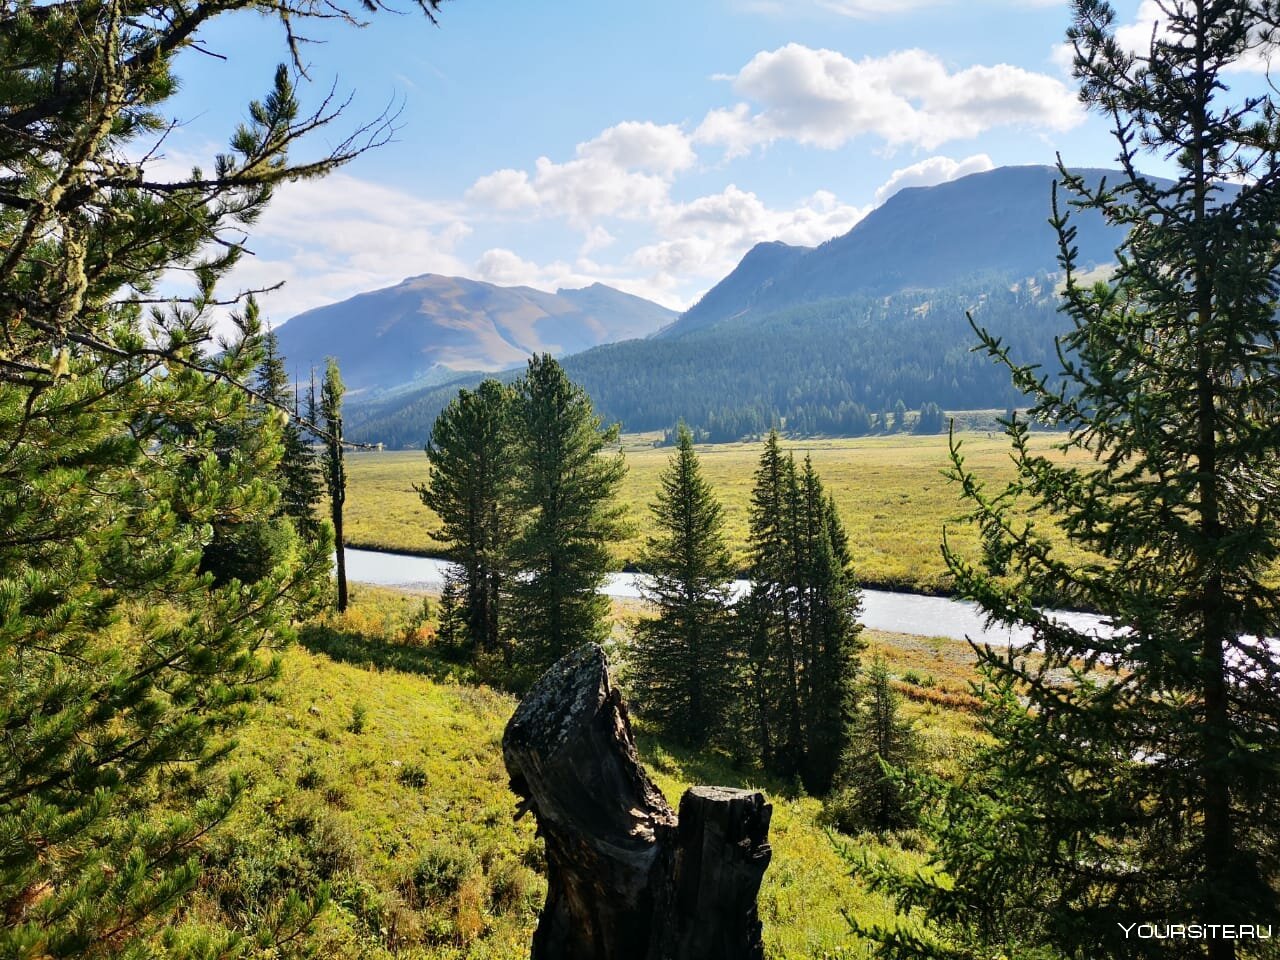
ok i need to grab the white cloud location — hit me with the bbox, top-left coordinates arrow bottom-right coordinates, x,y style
466,169 -> 538,210
626,184 -> 869,298
1114,1 -> 1273,73
695,44 -> 1084,153
219,173 -> 470,325
738,0 -> 1065,16
874,153 -> 995,204
466,121 -> 695,225
474,248 -> 544,287
578,121 -> 697,176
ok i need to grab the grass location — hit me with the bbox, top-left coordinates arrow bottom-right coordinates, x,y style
179,585 -> 988,959
342,430 -> 1095,595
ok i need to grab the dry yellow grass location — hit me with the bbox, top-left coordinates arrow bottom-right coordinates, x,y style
341,431 -> 1094,594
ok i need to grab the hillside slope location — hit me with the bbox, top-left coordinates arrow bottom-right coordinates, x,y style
665,165 -> 1125,337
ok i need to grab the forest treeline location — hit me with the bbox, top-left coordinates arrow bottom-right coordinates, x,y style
349,280 -> 1066,447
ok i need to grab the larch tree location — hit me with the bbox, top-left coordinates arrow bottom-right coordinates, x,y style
420,378 -> 518,660
506,354 -> 628,685
858,2 -> 1280,958
0,0 -> 446,951
629,422 -> 737,746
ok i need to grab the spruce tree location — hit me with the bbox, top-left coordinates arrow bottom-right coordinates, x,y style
742,437 -> 862,790
420,379 -> 518,660
860,3 -> 1280,958
828,656 -> 919,834
507,355 -> 628,684
257,324 -> 324,540
741,430 -> 795,771
630,423 -> 737,746
797,458 -> 863,793
320,358 -> 349,612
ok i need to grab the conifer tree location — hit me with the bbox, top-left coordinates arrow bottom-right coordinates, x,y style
828,656 -> 919,834
742,436 -> 862,790
0,0 -> 450,947
797,458 -> 863,793
320,358 -> 349,612
420,379 -> 518,659
630,423 -> 737,746
860,3 -> 1280,958
741,430 -> 795,770
507,355 -> 628,683
257,324 -> 324,540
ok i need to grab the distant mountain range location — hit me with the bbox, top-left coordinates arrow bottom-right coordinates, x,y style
272,274 -> 676,396
346,164 -> 1135,446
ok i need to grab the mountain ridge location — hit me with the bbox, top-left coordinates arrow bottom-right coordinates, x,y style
272,273 -> 676,396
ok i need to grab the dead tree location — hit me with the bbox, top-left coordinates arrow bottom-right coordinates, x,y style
503,644 -> 772,960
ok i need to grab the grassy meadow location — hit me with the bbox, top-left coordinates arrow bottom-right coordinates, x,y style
183,586 -> 986,959
343,430 -> 1095,594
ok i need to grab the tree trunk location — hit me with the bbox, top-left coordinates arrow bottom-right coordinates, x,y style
503,644 -> 771,960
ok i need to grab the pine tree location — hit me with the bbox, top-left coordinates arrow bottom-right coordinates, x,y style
0,0 -> 449,946
797,460 -> 863,793
420,379 -> 518,660
507,355 -> 628,684
892,399 -> 907,432
742,437 -> 862,790
630,423 -> 737,746
257,324 -> 324,540
860,3 -> 1280,958
741,430 -> 795,771
320,358 -> 349,612
827,656 -> 919,834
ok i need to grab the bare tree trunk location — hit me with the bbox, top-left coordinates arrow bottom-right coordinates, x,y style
503,644 -> 772,960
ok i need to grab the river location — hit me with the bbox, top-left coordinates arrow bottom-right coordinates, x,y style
343,547 -> 1111,646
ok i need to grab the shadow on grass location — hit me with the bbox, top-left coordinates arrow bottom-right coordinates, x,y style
633,730 -> 807,803
298,623 -> 482,686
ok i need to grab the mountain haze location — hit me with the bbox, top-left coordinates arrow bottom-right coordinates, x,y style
273,274 -> 676,395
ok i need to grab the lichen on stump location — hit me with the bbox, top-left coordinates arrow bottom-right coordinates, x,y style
502,644 -> 772,960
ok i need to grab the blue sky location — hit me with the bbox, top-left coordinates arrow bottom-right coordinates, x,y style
157,0 -> 1259,326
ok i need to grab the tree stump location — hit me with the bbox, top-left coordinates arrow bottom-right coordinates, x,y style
502,644 -> 772,960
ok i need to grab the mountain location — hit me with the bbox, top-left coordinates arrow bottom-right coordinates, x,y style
348,165 -> 1177,448
664,165 -> 1127,337
272,274 -> 676,396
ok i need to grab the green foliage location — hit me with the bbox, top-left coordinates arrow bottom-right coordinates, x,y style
506,355 -> 629,684
741,432 -> 864,793
915,402 -> 946,434
860,3 -> 1280,958
628,423 -> 737,746
419,379 -> 518,659
0,0 -> 442,951
321,358 -> 349,612
827,657 -> 921,835
257,326 -> 325,541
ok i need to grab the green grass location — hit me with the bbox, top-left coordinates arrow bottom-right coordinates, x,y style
181,586 -> 986,959
342,430 -> 1094,594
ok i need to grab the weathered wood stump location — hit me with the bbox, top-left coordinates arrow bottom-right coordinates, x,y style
502,644 -> 771,960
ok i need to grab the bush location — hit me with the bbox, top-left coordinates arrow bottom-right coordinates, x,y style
401,843 -> 477,908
